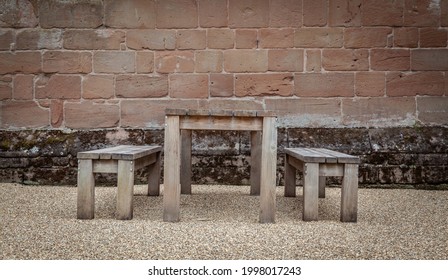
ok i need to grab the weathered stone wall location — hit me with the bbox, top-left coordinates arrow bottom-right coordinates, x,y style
1,128 -> 446,188
0,1 -> 447,187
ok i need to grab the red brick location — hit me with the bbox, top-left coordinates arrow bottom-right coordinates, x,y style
170,74 -> 208,98
361,0 -> 404,26
176,30 -> 206,50
224,50 -> 268,73
116,75 -> 168,98
259,28 -> 294,48
420,28 -> 448,47
295,73 -> 354,97
404,0 -> 440,26
306,50 -> 322,72
294,28 -> 343,48
411,49 -> 448,71
235,29 -> 258,49
417,96 -> 448,125
265,98 -> 342,127
207,29 -> 235,49
342,97 -> 416,127
83,75 -> 114,99
0,0 -> 38,27
344,27 -> 392,48
63,30 -> 125,50
329,0 -> 362,27
270,0 -> 302,27
127,30 -> 176,50
210,74 -> 234,97
268,49 -> 303,72
16,29 -> 62,50
442,0 -> 448,26
195,51 -> 223,73
105,0 -> 155,28
0,52 -> 41,74
35,75 -> 81,99
322,49 -> 369,71
371,49 -> 410,71
0,30 -> 13,50
1,101 -> 49,128
13,74 -> 33,100
50,100 -> 63,128
155,51 -> 194,73
0,77 -> 12,100
235,74 -> 293,97
303,0 -> 327,26
93,51 -> 135,73
199,0 -> 228,27
156,0 -> 198,28
65,101 -> 119,129
136,52 -> 154,73
355,72 -> 385,97
39,0 -> 103,28
394,28 -> 418,47
387,72 -> 444,97
229,0 -> 269,28
43,51 -> 92,74
121,99 -> 205,128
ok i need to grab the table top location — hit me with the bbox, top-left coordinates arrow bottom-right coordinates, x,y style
165,108 -> 276,117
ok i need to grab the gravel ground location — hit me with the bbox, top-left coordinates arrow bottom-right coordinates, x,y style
1,183 -> 447,260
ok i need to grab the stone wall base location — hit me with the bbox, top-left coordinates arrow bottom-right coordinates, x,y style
0,127 -> 447,189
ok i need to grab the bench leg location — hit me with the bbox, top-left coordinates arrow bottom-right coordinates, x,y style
77,159 -> 95,219
180,130 -> 192,195
147,151 -> 162,196
116,160 -> 134,220
303,163 -> 319,221
319,176 -> 326,198
341,164 -> 358,222
284,154 -> 296,197
250,131 -> 261,195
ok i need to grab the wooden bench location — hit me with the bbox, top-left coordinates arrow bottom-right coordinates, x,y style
284,148 -> 360,222
77,145 -> 162,220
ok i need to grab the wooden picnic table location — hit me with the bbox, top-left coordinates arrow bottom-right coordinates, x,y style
163,109 -> 278,223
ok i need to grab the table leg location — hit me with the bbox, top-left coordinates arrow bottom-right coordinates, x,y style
117,160 -> 134,220
163,115 -> 181,222
77,159 -> 95,219
303,163 -> 319,221
341,163 -> 358,222
259,117 -> 277,223
319,176 -> 326,198
250,131 -> 261,195
180,130 -> 192,194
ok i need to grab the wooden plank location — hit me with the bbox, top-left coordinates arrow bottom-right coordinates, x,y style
284,154 -> 296,197
319,148 -> 360,164
259,116 -> 277,223
134,153 -> 157,171
250,131 -> 261,195
163,115 -> 181,222
179,116 -> 263,131
116,160 -> 134,220
302,162 -> 319,221
285,148 -> 328,163
77,159 -> 95,219
287,155 -> 304,171
318,163 -> 344,176
165,108 -> 188,116
147,151 -> 161,196
78,145 -> 162,160
340,163 -> 358,222
180,130 -> 192,194
319,176 -> 326,198
92,159 -> 118,173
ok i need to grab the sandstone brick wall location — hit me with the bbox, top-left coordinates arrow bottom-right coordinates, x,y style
0,0 -> 447,187
0,0 -> 447,129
